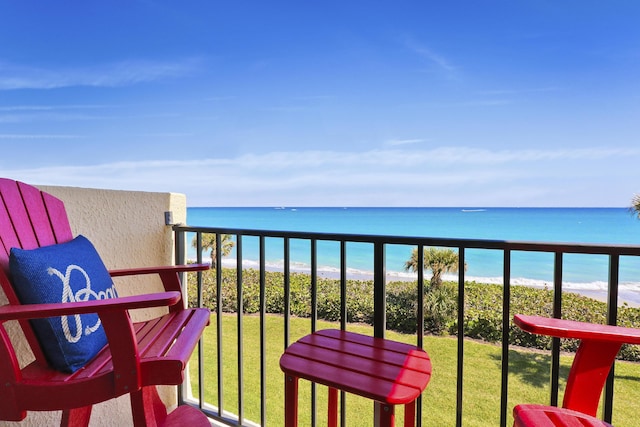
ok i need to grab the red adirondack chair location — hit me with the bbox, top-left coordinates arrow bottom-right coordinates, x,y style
512,314 -> 640,427
0,178 -> 210,426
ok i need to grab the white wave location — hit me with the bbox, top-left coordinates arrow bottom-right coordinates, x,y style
203,257 -> 640,305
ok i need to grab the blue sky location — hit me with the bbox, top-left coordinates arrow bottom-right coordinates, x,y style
0,1 -> 639,207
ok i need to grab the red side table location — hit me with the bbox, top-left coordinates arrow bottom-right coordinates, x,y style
279,329 -> 432,427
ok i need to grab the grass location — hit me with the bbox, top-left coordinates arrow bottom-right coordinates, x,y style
190,314 -> 640,426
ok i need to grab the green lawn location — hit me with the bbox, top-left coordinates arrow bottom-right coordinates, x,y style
190,314 -> 640,426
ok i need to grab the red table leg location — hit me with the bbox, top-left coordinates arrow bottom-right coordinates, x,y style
328,387 -> 338,427
404,400 -> 416,427
376,402 -> 395,427
285,374 -> 299,427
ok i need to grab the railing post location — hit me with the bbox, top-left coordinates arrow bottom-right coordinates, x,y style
310,239 -> 318,427
284,237 -> 291,348
550,252 -> 563,407
499,250 -> 511,427
340,240 -> 348,331
196,233 -> 205,411
416,244 -> 425,427
259,236 -> 267,427
455,248 -> 465,427
215,233 -> 224,417
373,241 -> 386,427
373,241 -> 386,339
603,254 -> 620,423
173,226 -> 187,406
236,235 -> 245,424
174,226 -> 189,305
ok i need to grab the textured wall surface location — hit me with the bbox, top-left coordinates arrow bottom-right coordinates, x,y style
1,185 -> 187,427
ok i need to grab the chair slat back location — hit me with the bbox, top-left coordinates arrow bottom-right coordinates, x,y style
0,178 -> 73,362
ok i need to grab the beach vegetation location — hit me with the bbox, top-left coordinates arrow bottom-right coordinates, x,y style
188,268 -> 640,362
631,193 -> 640,219
404,247 -> 466,288
191,233 -> 234,268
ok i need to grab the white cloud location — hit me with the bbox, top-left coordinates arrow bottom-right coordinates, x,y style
402,36 -> 457,77
0,104 -> 115,123
385,138 -> 425,146
409,44 -> 455,72
0,58 -> 201,90
0,134 -> 84,139
0,104 -> 110,111
2,146 -> 638,207
477,87 -> 560,96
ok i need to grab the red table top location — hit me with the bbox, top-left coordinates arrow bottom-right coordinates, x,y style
279,329 -> 432,405
514,314 -> 640,344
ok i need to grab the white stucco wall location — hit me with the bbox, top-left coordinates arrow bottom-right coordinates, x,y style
0,185 -> 187,427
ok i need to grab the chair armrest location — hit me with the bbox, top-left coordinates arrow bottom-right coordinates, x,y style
109,264 -> 209,299
0,291 -> 184,394
0,292 -> 181,322
514,314 -> 640,344
109,264 -> 209,277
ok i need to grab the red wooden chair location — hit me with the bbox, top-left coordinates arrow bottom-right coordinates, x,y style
0,178 -> 210,426
512,314 -> 640,427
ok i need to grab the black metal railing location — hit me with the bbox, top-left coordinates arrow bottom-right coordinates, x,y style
174,224 -> 640,426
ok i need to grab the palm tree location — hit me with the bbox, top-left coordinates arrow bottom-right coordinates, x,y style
631,194 -> 640,219
191,233 -> 234,268
404,247 -> 465,288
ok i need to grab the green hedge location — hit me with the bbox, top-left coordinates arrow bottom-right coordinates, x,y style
188,268 -> 640,361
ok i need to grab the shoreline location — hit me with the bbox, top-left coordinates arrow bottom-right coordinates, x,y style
207,258 -> 640,307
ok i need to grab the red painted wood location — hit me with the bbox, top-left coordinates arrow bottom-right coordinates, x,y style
0,292 -> 181,321
0,179 -> 70,365
562,340 -> 621,416
0,179 -> 40,250
514,314 -> 640,343
17,181 -> 60,246
60,406 -> 92,427
161,402 -> 211,427
379,403 -> 395,427
328,387 -> 338,427
40,191 -> 73,243
130,388 -> 158,427
0,198 -> 22,272
514,314 -> 638,417
284,374 -> 299,427
280,329 -> 431,427
111,265 -> 208,313
403,401 -> 416,427
109,264 -> 210,277
513,404 -> 613,427
0,178 -> 210,426
512,315 -> 639,426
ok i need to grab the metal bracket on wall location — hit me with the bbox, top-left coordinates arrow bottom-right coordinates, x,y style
164,211 -> 174,226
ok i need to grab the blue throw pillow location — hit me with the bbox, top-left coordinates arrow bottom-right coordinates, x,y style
9,235 -> 118,373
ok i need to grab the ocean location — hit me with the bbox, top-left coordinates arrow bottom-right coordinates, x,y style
186,207 -> 640,304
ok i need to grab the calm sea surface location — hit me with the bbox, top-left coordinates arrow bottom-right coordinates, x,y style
186,207 -> 640,304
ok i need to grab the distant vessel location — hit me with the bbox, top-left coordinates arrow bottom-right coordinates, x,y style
461,209 -> 487,212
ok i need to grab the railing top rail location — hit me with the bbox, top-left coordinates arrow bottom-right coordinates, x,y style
174,224 -> 640,256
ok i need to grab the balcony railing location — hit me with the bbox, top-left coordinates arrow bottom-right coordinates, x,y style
173,224 -> 640,427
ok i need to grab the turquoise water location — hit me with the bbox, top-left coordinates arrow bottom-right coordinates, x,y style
186,207 -> 640,303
